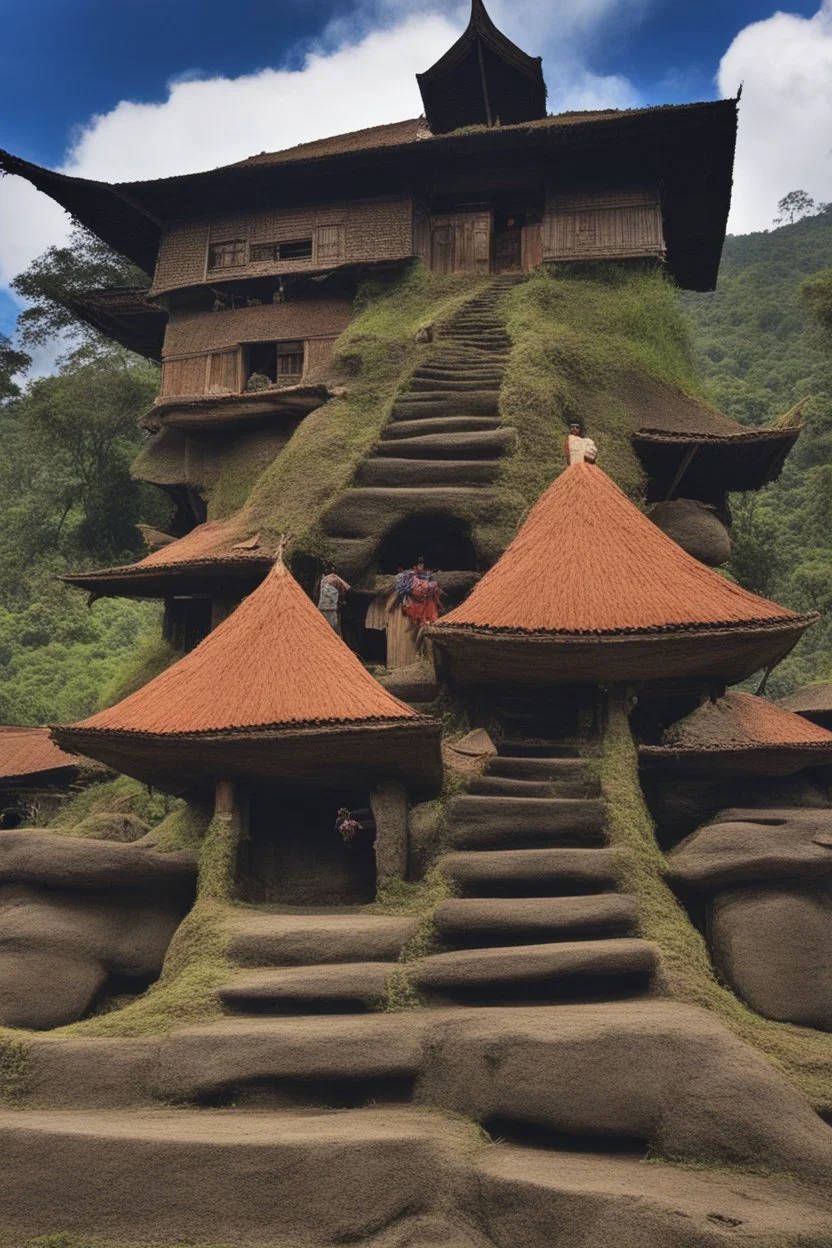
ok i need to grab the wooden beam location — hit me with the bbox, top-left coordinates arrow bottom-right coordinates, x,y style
665,444 -> 698,501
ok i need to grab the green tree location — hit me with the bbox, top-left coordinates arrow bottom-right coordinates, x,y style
774,189 -> 816,227
0,335 -> 31,401
11,225 -> 148,353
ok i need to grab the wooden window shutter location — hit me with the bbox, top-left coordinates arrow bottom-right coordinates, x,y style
207,350 -> 239,393
315,225 -> 345,264
161,355 -> 210,396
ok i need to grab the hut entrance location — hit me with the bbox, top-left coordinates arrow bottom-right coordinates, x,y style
238,786 -> 376,906
377,513 -> 478,574
494,212 -> 524,272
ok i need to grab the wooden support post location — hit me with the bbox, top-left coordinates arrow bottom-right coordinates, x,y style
665,445 -> 698,502
198,778 -> 244,902
370,779 -> 408,887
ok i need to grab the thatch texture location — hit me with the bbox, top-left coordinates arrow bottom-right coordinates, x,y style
780,683 -> 832,729
427,464 -> 815,685
0,726 -> 79,785
53,560 -> 442,793
640,691 -> 832,776
57,286 -> 166,361
62,518 -> 273,599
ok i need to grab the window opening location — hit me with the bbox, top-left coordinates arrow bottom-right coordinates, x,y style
250,239 -> 313,263
208,240 -> 246,270
244,340 -> 304,388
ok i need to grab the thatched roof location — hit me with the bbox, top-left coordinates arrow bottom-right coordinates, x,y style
640,691 -> 832,776
779,683 -> 832,730
0,727 -> 79,787
58,286 -> 166,362
427,464 -> 815,686
53,559 -> 442,794
0,97 -> 737,291
630,379 -> 803,493
63,518 -> 274,599
416,0 -> 546,134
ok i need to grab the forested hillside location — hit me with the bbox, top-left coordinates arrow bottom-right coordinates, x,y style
682,206 -> 832,694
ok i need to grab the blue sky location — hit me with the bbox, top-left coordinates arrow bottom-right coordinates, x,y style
2,0 -> 832,345
0,0 -> 819,167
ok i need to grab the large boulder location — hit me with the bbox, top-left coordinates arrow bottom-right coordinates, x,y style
0,830 -> 196,1029
709,883 -> 832,1031
665,807 -> 832,889
648,499 -> 731,567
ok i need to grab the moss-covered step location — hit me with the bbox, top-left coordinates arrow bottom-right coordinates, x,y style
227,909 -> 418,967
391,392 -> 501,419
434,895 -> 638,946
322,486 -> 494,542
487,756 -> 596,783
439,848 -> 619,897
375,428 -> 517,459
380,415 -> 502,438
0,1105 -> 475,1248
468,775 -> 594,798
443,795 -> 606,849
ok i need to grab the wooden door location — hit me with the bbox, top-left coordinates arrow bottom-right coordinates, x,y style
494,227 -> 522,272
430,219 -> 454,274
454,212 -> 492,273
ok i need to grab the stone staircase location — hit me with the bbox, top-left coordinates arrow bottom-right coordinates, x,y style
322,277 -> 523,581
434,738 -> 658,1006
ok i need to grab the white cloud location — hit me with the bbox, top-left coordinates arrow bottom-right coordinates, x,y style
718,0 -> 832,233
0,2 -> 644,315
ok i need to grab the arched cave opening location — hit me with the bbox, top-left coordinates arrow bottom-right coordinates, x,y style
377,513 -> 479,574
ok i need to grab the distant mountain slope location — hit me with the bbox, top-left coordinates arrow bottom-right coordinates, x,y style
682,208 -> 832,427
682,208 -> 832,697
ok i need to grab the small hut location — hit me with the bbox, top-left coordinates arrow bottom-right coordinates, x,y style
0,727 -> 80,825
54,557 -> 441,901
53,556 -> 441,795
779,683 -> 832,732
639,691 -> 832,777
427,464 -> 816,687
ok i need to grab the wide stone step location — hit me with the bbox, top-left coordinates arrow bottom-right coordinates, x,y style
407,376 -> 502,393
497,739 -> 582,758
375,428 -> 516,460
392,393 -> 500,419
0,1106 -> 470,1247
439,848 -> 618,896
219,962 -> 394,1013
355,458 -> 501,487
413,366 -> 505,382
488,756 -> 593,781
434,894 -> 639,945
322,486 -> 488,540
227,910 -> 417,967
444,794 -> 605,850
468,774 -> 597,799
381,416 -> 501,439
416,939 -> 658,998
475,1145 -> 832,1248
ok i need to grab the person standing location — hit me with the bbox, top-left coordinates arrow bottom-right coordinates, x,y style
317,565 -> 350,634
564,421 -> 598,466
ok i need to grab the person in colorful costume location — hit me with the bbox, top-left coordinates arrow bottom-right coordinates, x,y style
316,565 -> 350,634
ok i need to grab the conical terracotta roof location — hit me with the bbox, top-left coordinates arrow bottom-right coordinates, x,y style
54,560 -> 441,793
428,464 -> 815,686
640,691 -> 832,776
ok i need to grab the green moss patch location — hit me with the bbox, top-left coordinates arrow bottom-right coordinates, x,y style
50,774 -> 180,832
97,633 -> 175,709
495,265 -> 703,532
0,1030 -> 30,1105
601,693 -> 832,1112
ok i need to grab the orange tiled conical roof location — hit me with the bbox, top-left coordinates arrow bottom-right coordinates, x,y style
640,691 -> 832,776
440,464 -> 801,634
428,464 -> 815,686
0,727 -> 78,784
54,560 -> 441,792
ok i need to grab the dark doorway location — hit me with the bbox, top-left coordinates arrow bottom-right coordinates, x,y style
494,211 -> 525,272
163,596 -> 213,652
239,786 -> 376,906
377,513 -> 479,574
